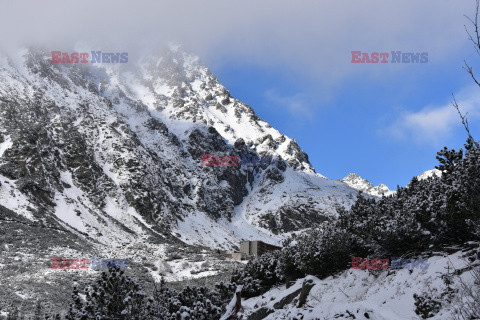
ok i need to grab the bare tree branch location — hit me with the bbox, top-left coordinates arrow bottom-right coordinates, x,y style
458,1 -> 480,147
463,1 -> 480,88
463,61 -> 480,87
464,0 -> 480,56
451,94 -> 479,147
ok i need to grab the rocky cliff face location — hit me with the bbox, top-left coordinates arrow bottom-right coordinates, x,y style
0,45 -> 359,251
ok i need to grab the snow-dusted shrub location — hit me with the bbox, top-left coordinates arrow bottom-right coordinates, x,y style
63,268 -> 229,320
414,293 -> 442,319
453,265 -> 480,320
286,225 -> 361,279
214,281 -> 237,303
230,250 -> 283,297
147,280 -> 224,320
65,267 -> 147,320
337,191 -> 428,257
276,241 -> 303,282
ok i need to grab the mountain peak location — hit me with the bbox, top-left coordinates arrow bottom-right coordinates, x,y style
417,169 -> 442,181
0,45 -> 360,252
340,173 -> 394,197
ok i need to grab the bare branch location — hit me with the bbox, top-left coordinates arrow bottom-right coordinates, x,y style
463,61 -> 480,87
451,94 -> 479,147
464,1 -> 480,87
464,0 -> 480,53
464,24 -> 480,56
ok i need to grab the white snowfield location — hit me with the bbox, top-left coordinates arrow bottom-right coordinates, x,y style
238,248 -> 476,320
0,135 -> 12,158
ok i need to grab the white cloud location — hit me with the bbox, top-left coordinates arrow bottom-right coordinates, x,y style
0,0 -> 473,85
264,89 -> 314,118
382,86 -> 480,145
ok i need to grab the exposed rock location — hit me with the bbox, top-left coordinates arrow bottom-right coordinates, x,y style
297,278 -> 315,307
273,287 -> 302,309
247,307 -> 274,320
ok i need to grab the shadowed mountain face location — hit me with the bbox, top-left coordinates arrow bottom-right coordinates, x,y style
0,45 -> 359,251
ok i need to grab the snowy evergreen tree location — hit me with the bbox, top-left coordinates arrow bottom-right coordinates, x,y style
65,266 -> 147,320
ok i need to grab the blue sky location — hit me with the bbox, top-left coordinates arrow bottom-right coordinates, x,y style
196,2 -> 480,189
2,0 -> 479,189
207,47 -> 480,189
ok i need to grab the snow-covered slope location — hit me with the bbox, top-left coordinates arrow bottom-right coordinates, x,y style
0,45 -> 359,251
238,245 -> 478,319
340,173 -> 395,197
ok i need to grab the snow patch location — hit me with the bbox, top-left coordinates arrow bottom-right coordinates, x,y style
0,135 -> 12,157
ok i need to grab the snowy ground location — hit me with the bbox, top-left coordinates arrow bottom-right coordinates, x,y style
239,247 -> 477,319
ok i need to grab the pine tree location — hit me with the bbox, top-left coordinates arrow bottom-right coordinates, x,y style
65,266 -> 147,320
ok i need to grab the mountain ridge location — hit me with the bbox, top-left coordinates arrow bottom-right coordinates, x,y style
0,45 -> 359,252
340,172 -> 395,197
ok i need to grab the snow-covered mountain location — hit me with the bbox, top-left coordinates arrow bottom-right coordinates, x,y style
0,45 -> 360,254
340,168 -> 444,198
340,173 -> 395,197
417,168 -> 442,181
